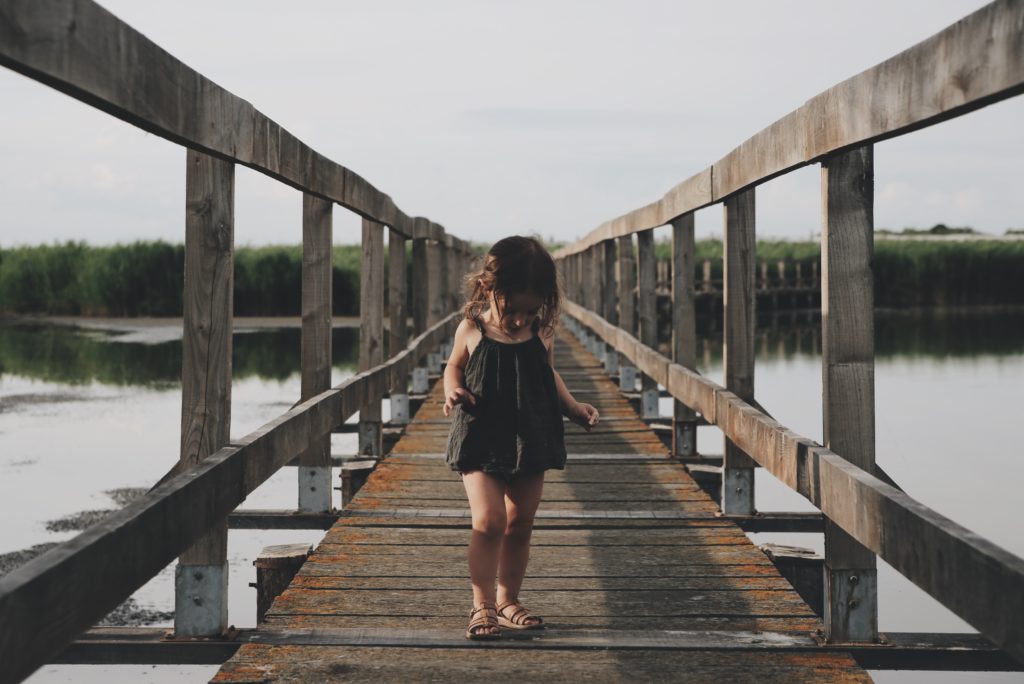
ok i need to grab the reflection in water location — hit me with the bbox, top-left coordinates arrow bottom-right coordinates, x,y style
5,308 -> 1024,387
682,307 -> 1024,369
0,324 -> 359,386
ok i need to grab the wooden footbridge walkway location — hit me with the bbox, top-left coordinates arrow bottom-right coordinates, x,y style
2,1 -> 1024,682
214,329 -> 867,682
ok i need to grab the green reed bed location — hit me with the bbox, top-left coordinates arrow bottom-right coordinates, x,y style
654,238 -> 1024,307
2,238 -> 1024,315
0,241 -> 363,316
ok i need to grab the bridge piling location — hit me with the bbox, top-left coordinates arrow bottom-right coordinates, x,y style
358,219 -> 385,458
617,234 -> 637,392
671,214 -> 699,460
821,144 -> 879,642
388,228 -> 411,423
175,150 -> 236,637
298,194 -> 334,513
637,229 -> 660,419
721,188 -> 757,516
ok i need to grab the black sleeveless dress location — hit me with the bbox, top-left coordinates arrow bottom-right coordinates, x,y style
445,316 -> 567,481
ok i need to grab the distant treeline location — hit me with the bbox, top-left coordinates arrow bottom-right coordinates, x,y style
2,238 -> 1024,315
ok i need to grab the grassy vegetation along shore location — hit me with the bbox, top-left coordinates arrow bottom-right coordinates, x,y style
2,238 -> 1023,315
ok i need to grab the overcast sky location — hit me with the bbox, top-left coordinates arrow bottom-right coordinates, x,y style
1,0 -> 1021,248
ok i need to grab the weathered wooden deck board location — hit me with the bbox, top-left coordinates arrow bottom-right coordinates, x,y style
214,329 -> 868,682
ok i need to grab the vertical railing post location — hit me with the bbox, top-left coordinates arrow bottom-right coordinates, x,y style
721,188 -> 757,515
175,150 -> 234,637
591,244 -> 606,360
671,214 -> 698,459
412,237 -> 428,336
358,219 -> 384,457
438,236 -> 452,358
388,228 -> 410,424
298,194 -> 334,512
821,144 -> 878,642
425,239 -> 443,373
637,229 -> 658,418
602,238 -> 619,374
617,235 -> 636,392
410,237 -> 429,394
444,237 -> 460,356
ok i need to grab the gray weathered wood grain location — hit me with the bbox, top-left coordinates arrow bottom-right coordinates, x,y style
179,151 -> 233,566
298,194 -> 333,469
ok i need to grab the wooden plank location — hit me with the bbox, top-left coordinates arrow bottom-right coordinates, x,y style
821,144 -> 877,642
602,239 -> 618,325
426,240 -> 444,325
553,1 -> 1024,259
266,588 -> 814,618
671,213 -> 699,457
616,235 -> 635,334
297,194 -> 333,511
359,219 -> 385,456
176,150 -> 233,636
0,0 -> 479,250
636,228 -> 658,416
388,229 -> 408,358
722,188 -> 756,514
178,150 -> 234,565
215,644 -> 869,682
411,238 -> 428,336
0,314 -> 459,682
52,628 -> 1020,672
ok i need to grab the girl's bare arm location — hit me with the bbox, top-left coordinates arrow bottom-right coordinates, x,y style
443,319 -> 477,416
544,328 -> 599,427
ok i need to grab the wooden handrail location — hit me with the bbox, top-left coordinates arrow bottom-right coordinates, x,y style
0,0 -> 470,250
0,313 -> 460,684
554,0 -> 1024,258
562,300 -> 1024,664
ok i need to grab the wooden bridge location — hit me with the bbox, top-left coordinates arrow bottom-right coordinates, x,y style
1,1 -> 1023,682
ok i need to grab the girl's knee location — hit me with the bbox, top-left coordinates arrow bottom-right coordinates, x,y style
504,514 -> 536,543
472,509 -> 507,538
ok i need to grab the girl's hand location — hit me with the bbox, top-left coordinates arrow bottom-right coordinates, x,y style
444,387 -> 477,417
569,402 -> 600,431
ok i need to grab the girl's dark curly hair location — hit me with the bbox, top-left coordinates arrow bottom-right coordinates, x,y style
461,235 -> 561,337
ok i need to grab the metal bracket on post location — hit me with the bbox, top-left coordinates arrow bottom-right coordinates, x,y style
641,385 -> 660,419
619,365 -> 636,392
174,563 -> 228,637
411,367 -> 429,394
673,419 -> 698,459
359,418 -> 382,457
391,393 -> 410,424
426,351 -> 440,374
721,464 -> 755,516
298,466 -> 333,512
604,344 -> 619,374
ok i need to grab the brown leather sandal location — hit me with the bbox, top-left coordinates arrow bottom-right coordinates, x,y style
496,599 -> 545,630
465,603 -> 501,640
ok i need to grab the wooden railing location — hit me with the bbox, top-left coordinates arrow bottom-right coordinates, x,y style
0,1 -> 474,681
553,0 -> 1024,665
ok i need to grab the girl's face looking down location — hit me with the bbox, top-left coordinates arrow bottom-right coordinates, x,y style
488,290 -> 543,335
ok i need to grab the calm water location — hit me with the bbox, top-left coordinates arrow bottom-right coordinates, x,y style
2,311 -> 1022,683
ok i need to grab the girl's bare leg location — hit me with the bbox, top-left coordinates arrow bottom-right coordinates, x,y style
461,471 -> 507,632
496,471 -> 545,607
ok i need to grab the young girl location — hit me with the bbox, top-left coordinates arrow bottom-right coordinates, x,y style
443,235 -> 600,640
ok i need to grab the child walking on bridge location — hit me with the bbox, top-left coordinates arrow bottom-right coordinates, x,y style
443,235 -> 600,640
